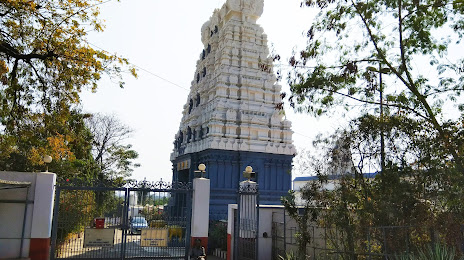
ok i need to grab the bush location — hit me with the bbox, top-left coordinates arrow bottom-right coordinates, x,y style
396,244 -> 461,260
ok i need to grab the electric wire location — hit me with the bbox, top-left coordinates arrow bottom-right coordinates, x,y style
86,42 -> 190,91
85,42 -> 322,141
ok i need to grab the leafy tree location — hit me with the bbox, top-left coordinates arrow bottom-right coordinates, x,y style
281,1 -> 464,255
285,0 -> 464,171
282,181 -> 324,259
0,106 -> 98,177
283,117 -> 464,258
0,0 -> 136,175
85,113 -> 140,180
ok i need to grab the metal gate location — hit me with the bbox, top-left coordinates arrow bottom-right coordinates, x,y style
234,181 -> 259,260
50,178 -> 192,260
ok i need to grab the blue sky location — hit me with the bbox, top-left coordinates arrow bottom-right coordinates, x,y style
80,0 -> 360,181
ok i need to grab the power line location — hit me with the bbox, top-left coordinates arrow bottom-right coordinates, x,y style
86,42 -> 190,91
131,64 -> 190,91
85,42 -> 327,142
294,131 -> 313,140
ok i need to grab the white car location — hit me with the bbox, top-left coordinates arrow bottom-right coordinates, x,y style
130,216 -> 148,234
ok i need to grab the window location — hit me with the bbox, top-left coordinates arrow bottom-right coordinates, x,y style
196,94 -> 200,107
189,99 -> 193,113
199,128 -> 204,139
178,131 -> 184,148
187,127 -> 192,142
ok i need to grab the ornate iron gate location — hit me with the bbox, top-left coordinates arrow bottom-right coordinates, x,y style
234,181 -> 259,260
50,179 -> 192,260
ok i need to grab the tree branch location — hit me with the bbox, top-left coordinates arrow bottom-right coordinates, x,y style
318,86 -> 429,120
0,6 -> 14,17
0,41 -> 57,61
397,0 -> 463,171
424,86 -> 464,97
8,58 -> 19,123
351,0 -> 412,92
350,0 -> 463,171
25,59 -> 49,111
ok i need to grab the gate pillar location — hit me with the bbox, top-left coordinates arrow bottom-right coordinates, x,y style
30,172 -> 56,260
232,165 -> 260,260
191,175 -> 210,251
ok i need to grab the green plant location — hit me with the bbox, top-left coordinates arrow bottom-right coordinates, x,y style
395,244 -> 461,260
278,251 -> 298,260
209,221 -> 227,250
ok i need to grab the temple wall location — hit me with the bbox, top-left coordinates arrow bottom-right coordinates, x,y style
172,149 -> 292,216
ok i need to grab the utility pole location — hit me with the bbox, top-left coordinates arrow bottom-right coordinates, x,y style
379,63 -> 385,173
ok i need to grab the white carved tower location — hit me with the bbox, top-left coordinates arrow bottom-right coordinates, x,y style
171,0 -> 295,215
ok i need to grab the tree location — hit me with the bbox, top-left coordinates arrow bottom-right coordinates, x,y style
283,120 -> 462,258
0,0 -> 136,174
1,0 -> 136,127
285,0 -> 464,171
0,106 -> 98,176
281,0 -> 464,248
86,113 -> 140,180
282,183 -> 323,259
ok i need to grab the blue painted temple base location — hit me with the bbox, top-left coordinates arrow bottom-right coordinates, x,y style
172,149 -> 293,219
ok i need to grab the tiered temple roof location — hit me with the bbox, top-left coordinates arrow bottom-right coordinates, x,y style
171,0 -> 295,160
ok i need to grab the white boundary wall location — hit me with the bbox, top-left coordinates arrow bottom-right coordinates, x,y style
227,204 -> 283,260
0,171 -> 56,259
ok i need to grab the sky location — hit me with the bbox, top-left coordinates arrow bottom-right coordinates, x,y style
80,0 -> 360,182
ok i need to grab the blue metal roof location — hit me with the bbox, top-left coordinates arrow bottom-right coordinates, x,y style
293,176 -> 319,182
293,172 -> 379,182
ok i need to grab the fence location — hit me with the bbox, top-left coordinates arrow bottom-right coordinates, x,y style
51,179 -> 193,260
0,171 -> 56,260
208,210 -> 228,256
271,210 -> 464,259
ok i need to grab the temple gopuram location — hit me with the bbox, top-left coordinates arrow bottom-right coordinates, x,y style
171,0 -> 295,216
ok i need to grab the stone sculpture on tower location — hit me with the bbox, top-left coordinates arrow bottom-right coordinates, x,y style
171,0 -> 295,216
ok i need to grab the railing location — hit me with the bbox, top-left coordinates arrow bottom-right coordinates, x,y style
271,211 -> 464,259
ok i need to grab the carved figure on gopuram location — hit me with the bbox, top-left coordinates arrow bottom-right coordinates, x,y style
170,0 -> 295,217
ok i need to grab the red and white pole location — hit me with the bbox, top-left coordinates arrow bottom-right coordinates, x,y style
29,172 -> 56,260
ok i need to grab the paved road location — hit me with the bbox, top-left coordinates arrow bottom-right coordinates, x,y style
56,229 -> 185,258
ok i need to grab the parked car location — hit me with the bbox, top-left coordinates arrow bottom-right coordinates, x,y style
130,216 -> 148,234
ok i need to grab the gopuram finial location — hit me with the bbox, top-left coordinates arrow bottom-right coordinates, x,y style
226,0 -> 264,17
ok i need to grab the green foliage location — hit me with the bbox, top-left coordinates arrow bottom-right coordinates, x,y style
278,251 -> 298,260
0,0 -> 138,178
0,107 -> 98,176
285,0 -> 464,170
284,0 -> 464,257
0,0 -> 136,127
282,182 -> 323,259
396,244 -> 462,260
85,113 -> 140,180
56,189 -> 125,245
140,205 -> 164,222
284,114 -> 464,258
209,221 -> 228,250
0,0 -> 140,248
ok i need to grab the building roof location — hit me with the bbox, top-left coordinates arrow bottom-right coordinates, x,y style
293,172 -> 379,182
